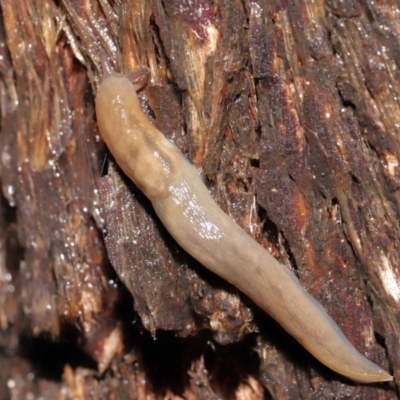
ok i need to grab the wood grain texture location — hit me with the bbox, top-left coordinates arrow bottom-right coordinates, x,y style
0,0 -> 399,398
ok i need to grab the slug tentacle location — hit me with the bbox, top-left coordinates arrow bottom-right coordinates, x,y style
95,70 -> 392,383
98,52 -> 115,79
98,53 -> 149,88
126,68 -> 150,86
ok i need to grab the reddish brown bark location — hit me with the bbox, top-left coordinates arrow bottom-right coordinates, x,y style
0,0 -> 399,398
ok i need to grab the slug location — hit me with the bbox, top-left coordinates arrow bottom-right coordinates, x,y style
95,68 -> 392,383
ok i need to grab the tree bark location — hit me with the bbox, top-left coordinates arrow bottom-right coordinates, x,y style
0,0 -> 399,398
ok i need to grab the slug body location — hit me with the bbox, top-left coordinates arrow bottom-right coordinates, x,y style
95,72 -> 392,383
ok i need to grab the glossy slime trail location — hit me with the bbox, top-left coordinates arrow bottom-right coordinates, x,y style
95,69 -> 392,383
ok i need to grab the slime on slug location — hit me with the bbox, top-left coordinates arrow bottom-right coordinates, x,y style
94,65 -> 392,383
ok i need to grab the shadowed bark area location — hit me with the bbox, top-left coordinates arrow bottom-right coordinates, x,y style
0,0 -> 399,398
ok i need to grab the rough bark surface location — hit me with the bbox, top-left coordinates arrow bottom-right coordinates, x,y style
0,0 -> 399,399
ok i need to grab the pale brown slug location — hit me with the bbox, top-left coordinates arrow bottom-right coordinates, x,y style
95,69 -> 392,383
